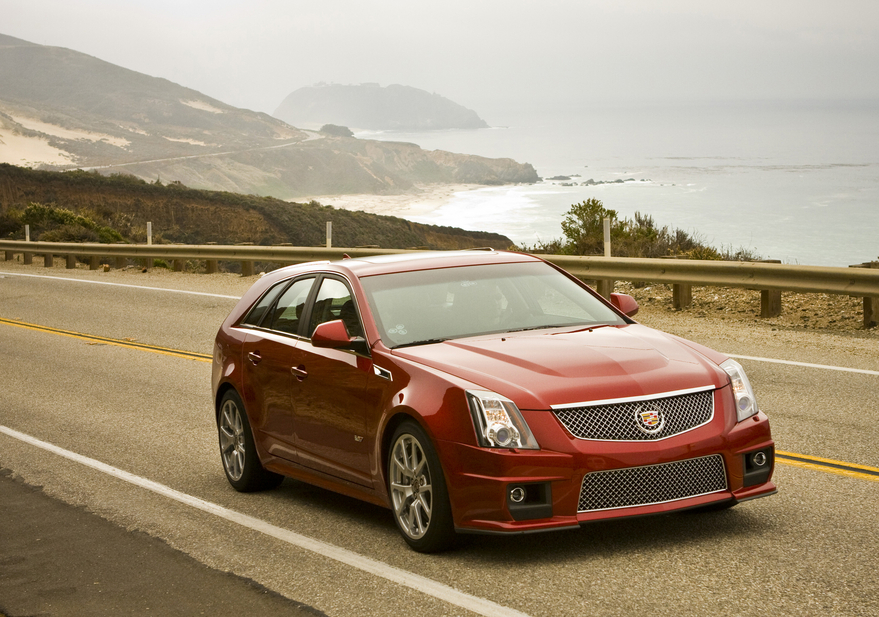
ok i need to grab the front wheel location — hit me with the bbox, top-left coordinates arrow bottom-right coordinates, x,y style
388,421 -> 456,553
218,390 -> 283,492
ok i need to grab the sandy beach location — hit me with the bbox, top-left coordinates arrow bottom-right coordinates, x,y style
301,183 -> 483,219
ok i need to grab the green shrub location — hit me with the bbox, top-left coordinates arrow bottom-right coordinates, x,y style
520,199 -> 760,261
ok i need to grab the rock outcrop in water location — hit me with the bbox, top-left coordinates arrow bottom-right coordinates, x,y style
274,83 -> 490,131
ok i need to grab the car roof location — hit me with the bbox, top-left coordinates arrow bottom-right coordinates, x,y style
338,249 -> 541,277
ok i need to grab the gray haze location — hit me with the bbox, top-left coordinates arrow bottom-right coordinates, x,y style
3,0 -> 879,122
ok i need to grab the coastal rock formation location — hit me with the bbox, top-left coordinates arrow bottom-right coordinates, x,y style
274,83 -> 489,131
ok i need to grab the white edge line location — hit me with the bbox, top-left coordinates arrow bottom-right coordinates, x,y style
727,354 -> 879,376
0,271 -> 240,299
0,425 -> 530,617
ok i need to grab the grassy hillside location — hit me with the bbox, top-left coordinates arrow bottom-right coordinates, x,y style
0,164 -> 513,250
0,34 -> 537,197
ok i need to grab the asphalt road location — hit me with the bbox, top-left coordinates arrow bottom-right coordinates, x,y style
1,264 -> 877,616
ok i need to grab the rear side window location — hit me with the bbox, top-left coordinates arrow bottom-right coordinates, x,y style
269,278 -> 316,335
241,282 -> 287,327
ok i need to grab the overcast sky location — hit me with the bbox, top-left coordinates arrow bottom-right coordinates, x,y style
4,0 -> 878,120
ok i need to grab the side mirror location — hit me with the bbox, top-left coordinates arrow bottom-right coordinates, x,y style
610,293 -> 639,317
311,319 -> 370,355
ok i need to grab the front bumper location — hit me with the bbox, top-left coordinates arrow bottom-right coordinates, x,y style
438,409 -> 775,534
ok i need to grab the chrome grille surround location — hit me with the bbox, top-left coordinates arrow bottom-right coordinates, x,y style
552,386 -> 715,442
578,454 -> 728,512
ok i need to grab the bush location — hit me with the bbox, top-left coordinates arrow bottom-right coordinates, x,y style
520,199 -> 760,261
18,202 -> 124,243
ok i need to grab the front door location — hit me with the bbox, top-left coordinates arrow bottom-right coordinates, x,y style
292,276 -> 374,487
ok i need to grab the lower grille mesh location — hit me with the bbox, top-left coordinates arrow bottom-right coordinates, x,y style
578,454 -> 727,512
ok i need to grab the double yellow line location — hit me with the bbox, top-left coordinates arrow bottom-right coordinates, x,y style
2,317 -> 878,482
0,317 -> 212,362
776,451 -> 879,482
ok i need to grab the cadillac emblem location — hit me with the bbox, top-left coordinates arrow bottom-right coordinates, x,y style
634,404 -> 665,435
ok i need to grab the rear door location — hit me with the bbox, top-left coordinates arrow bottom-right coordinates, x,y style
241,276 -> 315,462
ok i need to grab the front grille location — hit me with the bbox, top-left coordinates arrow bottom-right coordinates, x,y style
578,454 -> 727,512
554,388 -> 714,441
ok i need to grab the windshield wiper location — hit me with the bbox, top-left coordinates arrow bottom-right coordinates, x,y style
504,325 -> 556,333
393,338 -> 448,349
564,323 -> 613,334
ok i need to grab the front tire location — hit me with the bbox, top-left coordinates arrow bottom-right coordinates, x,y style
388,421 -> 456,553
218,390 -> 283,492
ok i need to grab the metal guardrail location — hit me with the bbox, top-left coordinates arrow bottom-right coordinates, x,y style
2,240 -> 878,325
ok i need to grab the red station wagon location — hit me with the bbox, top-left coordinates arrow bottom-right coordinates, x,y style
212,250 -> 776,552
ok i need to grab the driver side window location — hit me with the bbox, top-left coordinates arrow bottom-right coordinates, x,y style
309,278 -> 364,339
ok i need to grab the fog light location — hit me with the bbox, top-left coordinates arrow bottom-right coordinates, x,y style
753,451 -> 768,467
510,486 -> 526,503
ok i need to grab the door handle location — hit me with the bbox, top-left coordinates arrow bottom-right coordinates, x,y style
291,365 -> 308,381
247,351 -> 262,365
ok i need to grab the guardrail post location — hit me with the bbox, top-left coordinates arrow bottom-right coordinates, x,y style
43,253 -> 54,267
672,284 -> 692,309
850,261 -> 879,328
23,251 -> 33,265
89,256 -> 100,271
115,256 -> 126,269
173,259 -> 184,272
205,259 -> 218,274
4,250 -> 12,261
864,297 -> 877,328
760,260 -> 782,317
241,261 -> 254,277
596,279 -> 614,299
761,290 -> 782,318
66,254 -> 76,269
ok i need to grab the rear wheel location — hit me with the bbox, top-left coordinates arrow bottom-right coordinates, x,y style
218,390 -> 283,492
388,421 -> 456,553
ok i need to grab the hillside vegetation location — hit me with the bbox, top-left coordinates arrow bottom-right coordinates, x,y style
0,164 -> 513,250
274,83 -> 489,131
521,198 -> 760,260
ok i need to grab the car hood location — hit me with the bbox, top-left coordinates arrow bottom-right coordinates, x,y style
392,324 -> 729,409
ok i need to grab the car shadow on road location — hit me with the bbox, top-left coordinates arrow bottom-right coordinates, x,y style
256,477 -> 777,564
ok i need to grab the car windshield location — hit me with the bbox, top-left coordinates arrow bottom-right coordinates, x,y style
360,261 -> 627,348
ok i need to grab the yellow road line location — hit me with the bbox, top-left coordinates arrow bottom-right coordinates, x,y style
0,317 -> 212,362
776,450 -> 879,482
3,317 -> 877,483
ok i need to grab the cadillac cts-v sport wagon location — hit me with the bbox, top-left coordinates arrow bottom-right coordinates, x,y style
212,250 -> 775,552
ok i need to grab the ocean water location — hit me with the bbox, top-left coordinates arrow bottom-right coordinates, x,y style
357,100 -> 879,267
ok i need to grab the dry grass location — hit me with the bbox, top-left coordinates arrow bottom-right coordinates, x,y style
615,281 -> 874,333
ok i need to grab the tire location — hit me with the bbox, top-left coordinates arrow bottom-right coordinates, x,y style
388,421 -> 456,553
217,390 -> 283,492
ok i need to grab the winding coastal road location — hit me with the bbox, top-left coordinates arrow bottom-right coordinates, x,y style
1,264 -> 877,616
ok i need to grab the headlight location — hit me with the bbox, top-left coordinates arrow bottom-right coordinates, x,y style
720,359 -> 759,422
466,390 -> 539,450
